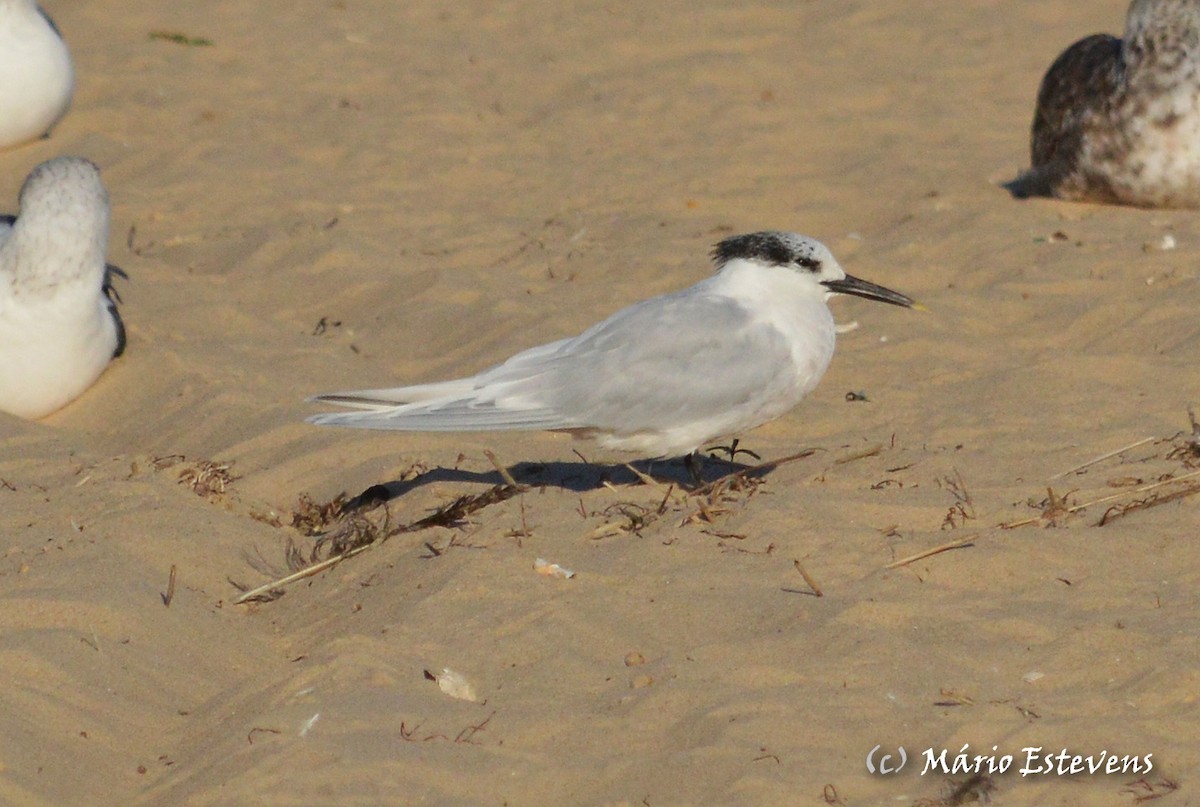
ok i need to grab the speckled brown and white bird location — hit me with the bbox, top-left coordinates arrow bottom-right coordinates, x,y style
1010,0 -> 1200,207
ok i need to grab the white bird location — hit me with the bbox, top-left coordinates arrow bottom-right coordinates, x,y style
0,0 -> 73,149
1009,0 -> 1200,207
0,156 -> 125,419
308,232 -> 916,464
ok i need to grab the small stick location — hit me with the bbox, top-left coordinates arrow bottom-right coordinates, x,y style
1098,481 -> 1200,526
834,443 -> 882,465
1003,468 -> 1200,528
235,483 -> 523,603
624,464 -> 665,488
484,450 -> 525,490
161,564 -> 177,607
1072,470 -> 1200,509
884,534 -> 976,570
792,559 -> 823,597
1056,470 -> 1200,513
234,545 -> 371,604
1049,437 -> 1155,479
689,449 -> 816,497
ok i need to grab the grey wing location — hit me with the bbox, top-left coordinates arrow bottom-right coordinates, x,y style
307,293 -> 793,435
308,337 -> 574,410
517,292 -> 795,435
1010,34 -> 1123,198
307,336 -> 580,429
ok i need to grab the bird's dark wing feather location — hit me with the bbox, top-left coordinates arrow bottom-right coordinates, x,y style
1008,34 -> 1124,198
104,263 -> 127,358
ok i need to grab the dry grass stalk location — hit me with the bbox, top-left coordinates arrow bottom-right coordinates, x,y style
484,450 -> 526,490
623,464 -> 665,488
792,559 -> 823,597
689,449 -> 816,497
1097,480 -> 1200,526
1004,469 -> 1200,529
1050,436 -> 1155,479
832,443 -> 882,465
161,565 -> 177,607
235,481 -> 524,604
884,534 -> 977,570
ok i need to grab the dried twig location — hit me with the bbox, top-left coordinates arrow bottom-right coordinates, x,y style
1003,469 -> 1200,529
233,552 -> 357,604
623,464 -> 666,488
833,444 -> 881,465
689,449 -> 816,497
792,560 -> 823,597
483,450 -> 526,490
161,565 -> 177,607
884,534 -> 977,570
1097,481 -> 1200,526
234,482 -> 524,604
1049,437 -> 1155,479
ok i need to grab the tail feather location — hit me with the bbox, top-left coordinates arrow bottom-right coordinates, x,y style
307,379 -> 479,411
307,395 -> 570,432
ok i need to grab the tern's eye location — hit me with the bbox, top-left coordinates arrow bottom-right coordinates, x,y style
796,256 -> 822,271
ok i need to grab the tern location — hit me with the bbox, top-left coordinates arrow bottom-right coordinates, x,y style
308,231 -> 916,470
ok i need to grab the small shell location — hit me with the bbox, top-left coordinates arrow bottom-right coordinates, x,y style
299,712 -> 320,737
1143,233 -> 1177,252
434,668 -> 478,702
534,558 -> 575,579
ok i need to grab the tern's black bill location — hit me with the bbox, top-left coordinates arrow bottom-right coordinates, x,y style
822,274 -> 916,308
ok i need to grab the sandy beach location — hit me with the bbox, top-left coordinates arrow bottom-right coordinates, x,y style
1,0 -> 1197,804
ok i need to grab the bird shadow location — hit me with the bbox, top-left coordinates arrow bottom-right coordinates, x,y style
342,450 -> 800,510
1002,169 -> 1054,200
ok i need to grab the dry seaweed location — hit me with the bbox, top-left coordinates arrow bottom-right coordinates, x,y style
233,482 -> 523,604
1097,480 -> 1200,526
1006,409 -> 1200,529
290,492 -> 350,535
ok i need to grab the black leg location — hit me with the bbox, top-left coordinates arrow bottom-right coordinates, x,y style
704,438 -> 761,463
